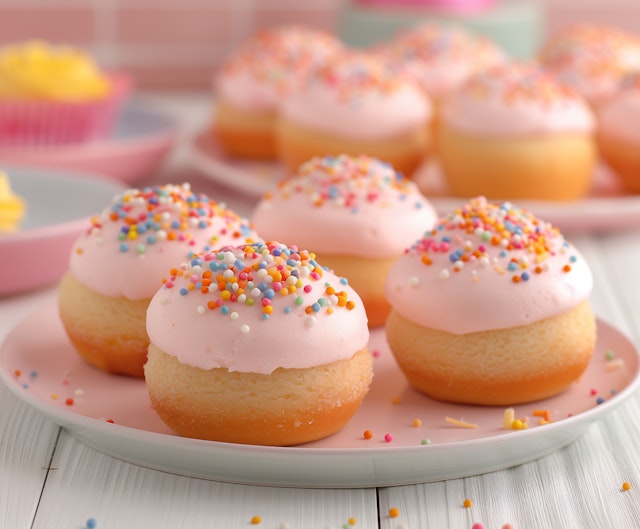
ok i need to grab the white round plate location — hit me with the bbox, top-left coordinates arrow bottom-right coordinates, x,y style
0,167 -> 126,295
1,304 -> 638,488
0,105 -> 177,184
189,133 -> 640,234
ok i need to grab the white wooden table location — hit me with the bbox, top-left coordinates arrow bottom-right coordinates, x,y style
2,94 -> 640,529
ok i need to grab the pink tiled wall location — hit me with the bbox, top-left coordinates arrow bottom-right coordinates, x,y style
0,0 -> 638,89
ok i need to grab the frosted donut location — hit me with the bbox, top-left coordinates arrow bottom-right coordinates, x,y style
144,241 -> 372,446
539,23 -> 640,108
212,25 -> 343,159
276,50 -> 433,178
437,62 -> 597,201
58,183 -> 257,377
385,196 -> 596,405
251,154 -> 437,326
597,72 -> 640,193
375,22 -> 507,130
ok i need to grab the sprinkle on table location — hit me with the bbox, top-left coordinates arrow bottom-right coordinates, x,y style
463,499 -> 473,508
622,481 -> 632,491
445,416 -> 479,429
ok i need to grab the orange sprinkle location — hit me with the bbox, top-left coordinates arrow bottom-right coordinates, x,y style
412,418 -> 422,427
533,409 -> 551,422
463,499 -> 473,508
250,515 -> 261,524
363,430 -> 373,440
622,482 -> 632,491
391,396 -> 400,405
346,301 -> 356,310
13,369 -> 21,377
389,507 -> 400,518
348,518 -> 357,526
512,275 -> 521,283
563,264 -> 572,273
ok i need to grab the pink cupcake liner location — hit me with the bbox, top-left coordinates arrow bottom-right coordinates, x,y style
0,72 -> 132,147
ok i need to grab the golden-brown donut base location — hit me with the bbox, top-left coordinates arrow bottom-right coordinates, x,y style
436,127 -> 597,201
597,133 -> 640,193
276,118 -> 430,178
213,100 -> 278,159
386,300 -> 596,405
58,272 -> 149,378
315,253 -> 397,328
144,346 -> 373,446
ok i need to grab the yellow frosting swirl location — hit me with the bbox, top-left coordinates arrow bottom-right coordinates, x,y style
0,171 -> 25,232
0,41 -> 109,101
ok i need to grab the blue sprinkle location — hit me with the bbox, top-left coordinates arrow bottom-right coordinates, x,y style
284,307 -> 292,314
264,289 -> 275,299
596,397 -> 605,405
30,370 -> 37,378
146,235 -> 156,245
119,243 -> 129,253
499,250 -> 507,258
258,282 -> 268,291
340,277 -> 348,285
22,383 -> 29,389
171,220 -> 180,229
86,518 -> 97,529
234,259 -> 245,270
179,288 -> 188,296
137,224 -> 147,234
262,314 -> 269,320
311,303 -> 321,312
286,259 -> 297,267
272,248 -> 281,257
221,306 -> 229,315
508,262 -> 518,271
611,389 -> 617,395
570,255 -> 577,262
198,220 -> 208,229
521,272 -> 530,281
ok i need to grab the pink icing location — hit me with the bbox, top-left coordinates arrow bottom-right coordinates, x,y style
440,62 -> 595,136
252,154 -> 437,258
540,23 -> 640,107
214,25 -> 342,112
385,197 -> 593,334
598,73 -> 640,144
375,23 -> 507,100
280,51 -> 432,140
69,183 -> 258,300
146,242 -> 370,374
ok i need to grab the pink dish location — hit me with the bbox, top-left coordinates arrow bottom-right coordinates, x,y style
0,167 -> 126,296
0,106 -> 177,184
355,0 -> 497,13
0,303 -> 637,487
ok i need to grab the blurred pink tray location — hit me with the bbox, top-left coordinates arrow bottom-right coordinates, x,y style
0,105 -> 177,184
0,167 -> 126,296
189,132 -> 640,234
1,304 -> 638,487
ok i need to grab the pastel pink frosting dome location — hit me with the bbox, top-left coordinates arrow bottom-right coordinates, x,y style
251,154 -> 438,258
214,24 -> 343,112
598,72 -> 640,144
374,22 -> 508,100
440,61 -> 596,136
385,197 -> 593,334
280,50 -> 433,140
539,23 -> 640,107
146,241 -> 370,374
69,183 -> 258,300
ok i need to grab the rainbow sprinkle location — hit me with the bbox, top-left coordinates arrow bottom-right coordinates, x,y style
407,197 -> 578,285
81,183 -> 254,256
266,154 -> 428,209
161,241 -> 358,323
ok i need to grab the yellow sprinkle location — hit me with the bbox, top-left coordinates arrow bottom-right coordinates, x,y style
503,407 -> 515,429
250,515 -> 261,525
389,507 -> 400,518
511,419 -> 527,430
51,393 -> 58,400
348,517 -> 357,525
445,416 -> 478,429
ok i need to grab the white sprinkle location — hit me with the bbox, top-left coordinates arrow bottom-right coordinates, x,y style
453,260 -> 464,270
240,324 -> 250,333
222,269 -> 234,279
160,297 -> 170,305
408,276 -> 419,287
74,389 -> 84,397
479,257 -> 490,267
230,312 -> 239,320
439,269 -> 450,279
305,316 -> 317,327
237,294 -> 247,303
251,288 -> 262,298
196,305 -> 206,315
156,230 -> 167,241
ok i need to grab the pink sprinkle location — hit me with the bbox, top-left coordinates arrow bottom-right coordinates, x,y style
310,272 -> 320,280
502,524 -> 515,529
304,285 -> 312,293
165,282 -> 174,289
190,274 -> 199,283
261,298 -> 271,307
472,524 -> 484,529
62,379 -> 69,385
372,350 -> 381,358
272,282 -> 282,292
384,433 -> 393,443
590,388 -> 597,396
